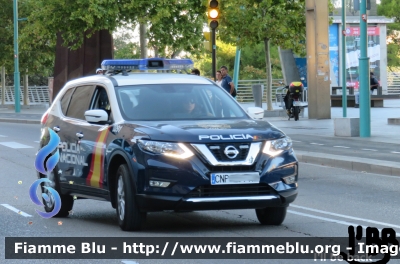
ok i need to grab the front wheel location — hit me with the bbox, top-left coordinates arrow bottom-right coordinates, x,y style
293,106 -> 300,121
255,206 -> 287,225
41,166 -> 74,217
115,164 -> 146,231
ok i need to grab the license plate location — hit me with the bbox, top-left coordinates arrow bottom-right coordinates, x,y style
293,101 -> 301,106
210,172 -> 260,185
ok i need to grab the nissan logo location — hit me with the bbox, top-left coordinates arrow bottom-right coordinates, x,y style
224,146 -> 239,159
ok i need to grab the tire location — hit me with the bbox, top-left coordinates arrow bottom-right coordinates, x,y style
293,106 -> 299,121
115,164 -> 146,231
41,166 -> 74,217
255,206 -> 287,225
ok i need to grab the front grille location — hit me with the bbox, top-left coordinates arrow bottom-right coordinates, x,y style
207,165 -> 256,172
207,143 -> 250,161
186,184 -> 273,198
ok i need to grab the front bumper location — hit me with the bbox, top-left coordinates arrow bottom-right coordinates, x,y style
136,183 -> 297,212
132,147 -> 299,212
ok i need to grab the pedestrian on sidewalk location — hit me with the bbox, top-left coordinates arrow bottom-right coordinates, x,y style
354,72 -> 379,108
220,66 -> 236,97
215,70 -> 223,87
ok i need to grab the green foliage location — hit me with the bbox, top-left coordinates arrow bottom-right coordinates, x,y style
25,0 -> 206,58
218,0 -> 306,55
378,0 -> 400,31
191,40 -> 283,80
0,0 -> 13,69
113,29 -> 141,59
386,43 -> 400,70
218,0 -> 306,109
240,43 -> 283,78
0,0 -> 54,79
378,0 -> 400,67
1,0 -> 206,80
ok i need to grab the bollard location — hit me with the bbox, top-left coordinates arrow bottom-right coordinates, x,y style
252,84 -> 264,108
377,86 -> 382,95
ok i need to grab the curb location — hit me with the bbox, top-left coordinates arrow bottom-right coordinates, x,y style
296,150 -> 400,177
0,118 -> 40,125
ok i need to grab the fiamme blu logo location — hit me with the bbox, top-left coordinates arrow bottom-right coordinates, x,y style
29,128 -> 62,218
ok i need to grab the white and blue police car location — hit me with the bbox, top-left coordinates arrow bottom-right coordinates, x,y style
38,58 -> 298,231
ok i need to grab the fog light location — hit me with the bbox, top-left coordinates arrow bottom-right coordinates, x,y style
282,175 -> 296,184
149,180 -> 170,188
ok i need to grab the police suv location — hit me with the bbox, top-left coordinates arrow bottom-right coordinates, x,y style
38,58 -> 298,231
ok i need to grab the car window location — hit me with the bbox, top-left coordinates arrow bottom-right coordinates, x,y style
60,87 -> 75,116
90,87 -> 111,111
66,85 -> 94,120
89,87 -> 112,121
116,84 -> 247,121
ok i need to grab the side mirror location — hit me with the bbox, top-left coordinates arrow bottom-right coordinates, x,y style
247,107 -> 264,119
84,109 -> 109,123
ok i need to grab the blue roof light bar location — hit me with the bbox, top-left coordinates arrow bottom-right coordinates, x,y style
101,58 -> 194,71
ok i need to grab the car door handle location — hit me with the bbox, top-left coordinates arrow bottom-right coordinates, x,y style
53,126 -> 60,132
76,132 -> 84,138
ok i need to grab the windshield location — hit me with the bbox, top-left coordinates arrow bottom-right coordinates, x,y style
116,84 -> 248,121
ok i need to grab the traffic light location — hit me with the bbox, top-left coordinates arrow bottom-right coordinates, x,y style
353,0 -> 371,11
208,0 -> 219,29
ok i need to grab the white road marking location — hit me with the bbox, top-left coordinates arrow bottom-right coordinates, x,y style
0,142 -> 33,149
333,146 -> 350,148
0,135 -> 7,137
34,141 -> 40,143
310,143 -> 324,145
1,204 -> 32,217
391,151 -> 400,154
291,204 -> 400,230
292,140 -> 302,143
121,261 -> 139,264
361,149 -> 377,151
288,210 -> 400,236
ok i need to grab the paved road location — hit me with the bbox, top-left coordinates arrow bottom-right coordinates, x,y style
289,134 -> 400,162
1,123 -> 400,263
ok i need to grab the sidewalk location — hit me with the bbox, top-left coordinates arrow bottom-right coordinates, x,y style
241,99 -> 400,144
0,101 -> 399,176
0,105 -> 47,124
243,100 -> 400,176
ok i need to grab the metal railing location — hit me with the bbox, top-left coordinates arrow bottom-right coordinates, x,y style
0,86 -> 49,105
236,79 -> 284,103
236,79 -> 308,108
387,72 -> 400,94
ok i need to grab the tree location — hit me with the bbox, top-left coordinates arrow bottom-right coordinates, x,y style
191,41 -> 283,80
0,0 -> 13,70
219,0 -> 306,110
378,0 -> 400,69
113,27 -> 141,59
0,0 -> 54,84
25,0 -> 206,58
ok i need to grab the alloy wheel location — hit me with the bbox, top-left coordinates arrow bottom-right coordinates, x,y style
117,175 -> 125,221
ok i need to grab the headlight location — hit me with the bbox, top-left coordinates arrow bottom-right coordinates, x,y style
138,140 -> 194,159
262,137 -> 292,156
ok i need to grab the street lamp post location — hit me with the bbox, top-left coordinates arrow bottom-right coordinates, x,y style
341,0 -> 347,117
13,0 -> 21,113
359,0 -> 370,137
